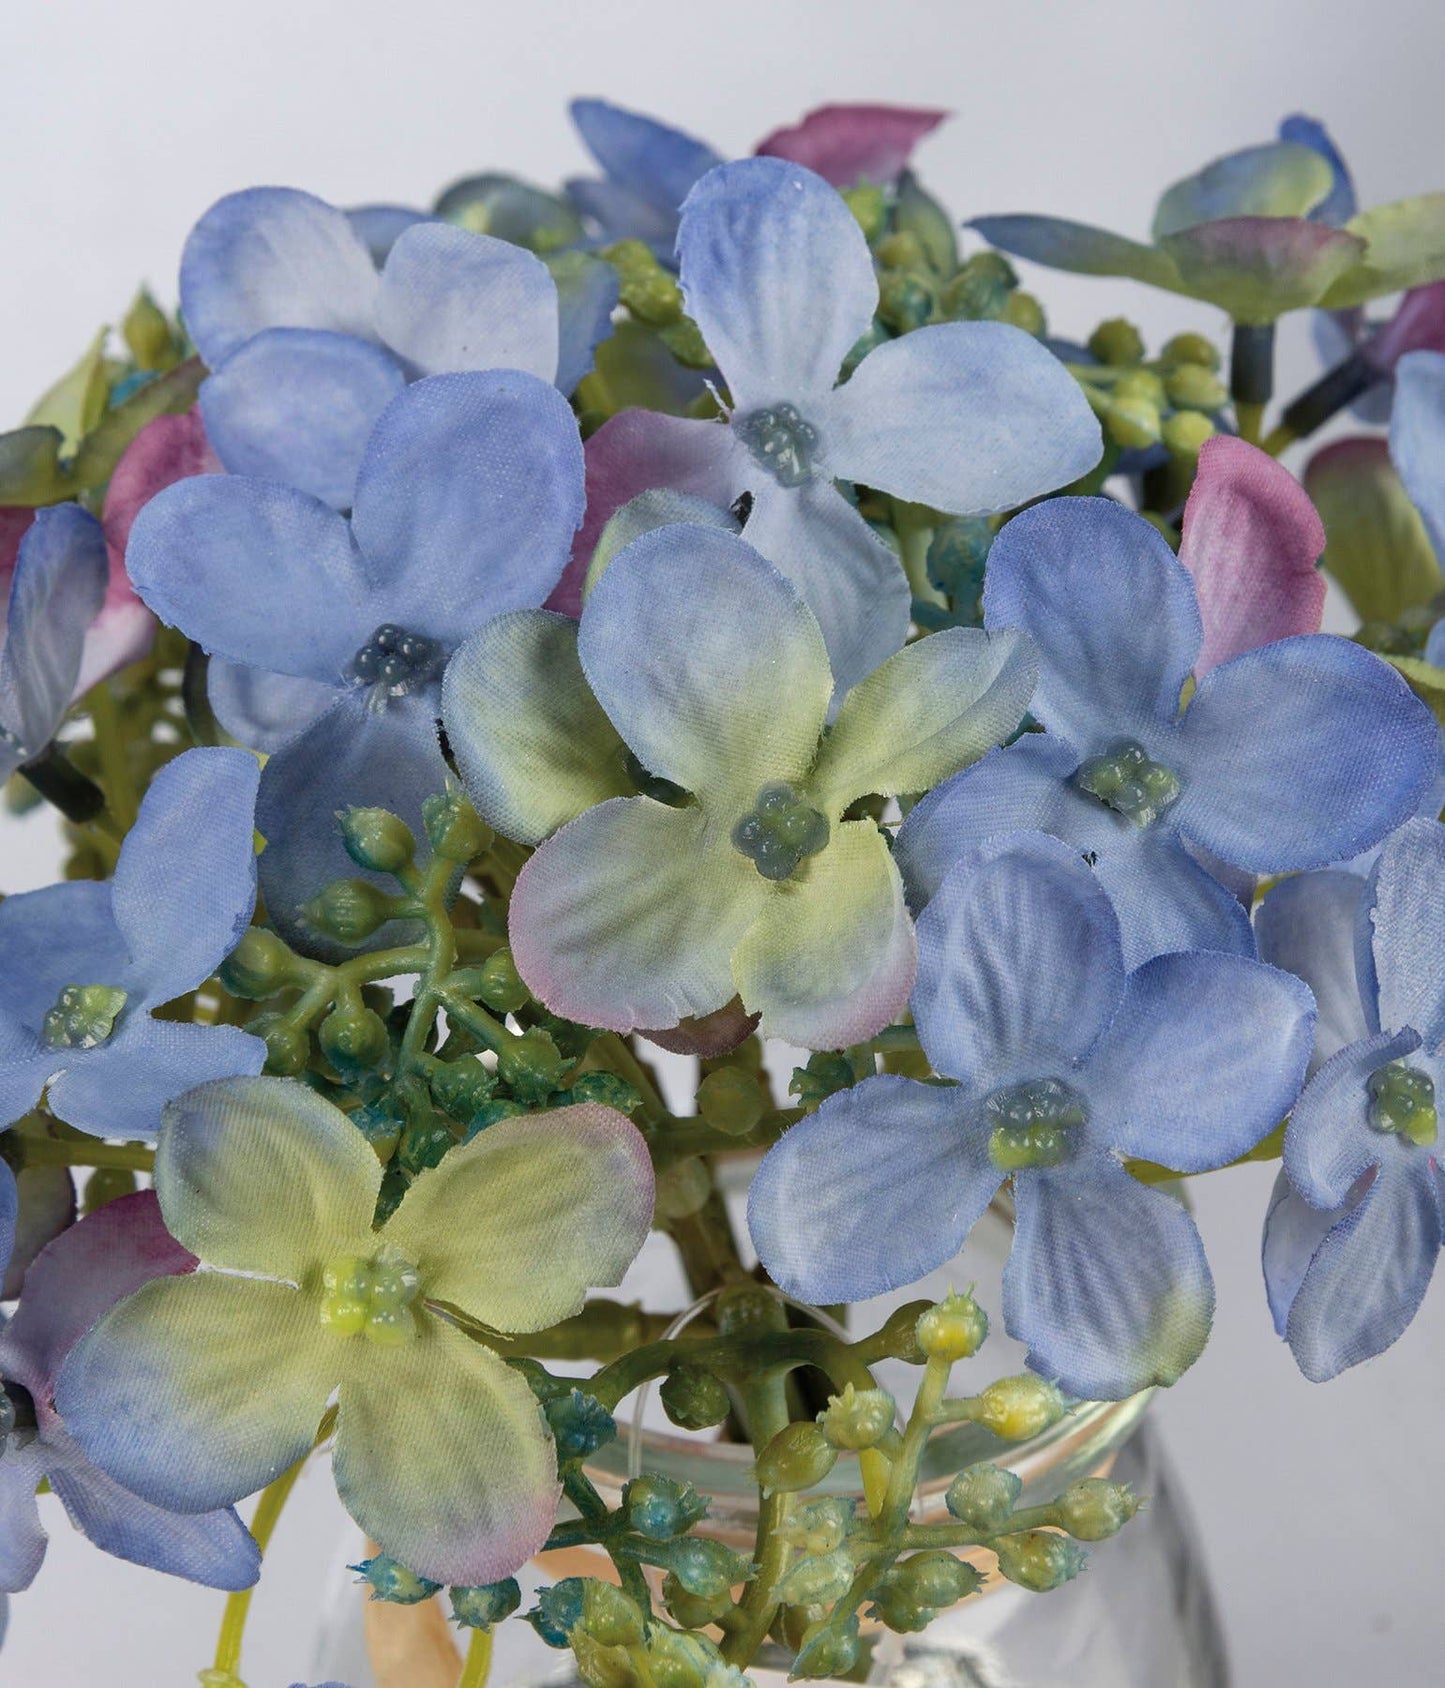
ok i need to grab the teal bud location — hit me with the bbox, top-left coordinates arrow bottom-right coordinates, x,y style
472,947 -> 532,1012
421,790 -> 492,863
945,1462 -> 1022,1532
654,1158 -> 712,1221
994,1529 -> 1087,1592
1052,1478 -> 1140,1541
564,1070 -> 642,1113
841,181 -> 887,242
318,1002 -> 391,1073
877,268 -> 935,334
792,1615 -> 860,1681
755,1421 -> 838,1495
817,1383 -> 895,1451
665,1537 -> 754,1599
661,1572 -> 733,1629
304,877 -> 394,945
976,1375 -> 1068,1442
449,1577 -> 522,1628
926,516 -> 993,621
218,927 -> 297,998
622,1473 -> 709,1541
580,1578 -> 647,1647
868,1299 -> 933,1364
1087,318 -> 1145,368
916,1290 -> 988,1361
775,1548 -> 855,1606
696,1066 -> 765,1136
775,1496 -> 856,1556
83,1166 -> 137,1213
544,1389 -> 617,1463
463,1099 -> 532,1139
733,410 -> 821,491
395,1112 -> 456,1176
350,1554 -> 441,1604
351,1098 -> 405,1157
496,1029 -> 567,1103
790,1049 -> 870,1110
340,806 -> 416,874
375,1163 -> 408,1224
244,1012 -> 309,1077
527,1577 -> 588,1647
427,1056 -> 497,1123
660,1362 -> 730,1430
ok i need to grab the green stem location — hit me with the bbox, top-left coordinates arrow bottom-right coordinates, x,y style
182,642 -> 224,748
456,1624 -> 494,1688
86,682 -> 140,830
721,1368 -> 794,1666
17,1138 -> 155,1173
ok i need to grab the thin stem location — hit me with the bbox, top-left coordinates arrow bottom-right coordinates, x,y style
1230,321 -> 1276,445
86,682 -> 140,830
17,1137 -> 155,1173
18,743 -> 121,838
457,1626 -> 494,1688
182,641 -> 224,748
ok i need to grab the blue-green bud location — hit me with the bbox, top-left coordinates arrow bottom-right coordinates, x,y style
340,806 -> 416,874
976,1375 -> 1068,1442
1087,318 -> 1145,367
304,878 -> 394,945
421,790 -> 492,863
734,408 -> 821,490
926,517 -> 992,622
877,269 -> 936,333
622,1473 -> 708,1541
994,1529 -> 1088,1592
245,1012 -> 309,1077
755,1421 -> 838,1494
696,1066 -> 765,1136
580,1578 -> 647,1646
916,1290 -> 989,1360
945,1462 -> 1022,1531
449,1578 -> 522,1628
1052,1478 -> 1140,1541
527,1577 -> 588,1647
350,1554 -> 441,1604
497,1028 -> 567,1103
792,1615 -> 860,1681
1367,1060 -> 1437,1147
318,1001 -> 390,1073
349,623 -> 443,695
660,1362 -> 730,1430
545,1389 -> 617,1463
775,1496 -> 856,1555
817,1383 -> 895,1451
564,1071 -> 642,1113
664,1537 -> 754,1599
462,1098 -> 531,1139
218,927 -> 297,998
427,1057 -> 497,1122
985,1075 -> 1090,1172
472,947 -> 532,1012
775,1548 -> 855,1606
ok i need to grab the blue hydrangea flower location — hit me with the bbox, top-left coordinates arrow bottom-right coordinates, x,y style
0,504 -> 107,783
126,371 -> 585,958
179,186 -> 616,508
896,497 -> 1439,968
1258,820 -> 1445,1380
0,1190 -> 259,1595
749,832 -> 1315,1399
0,748 -> 264,1138
566,99 -> 724,250
573,157 -> 1100,693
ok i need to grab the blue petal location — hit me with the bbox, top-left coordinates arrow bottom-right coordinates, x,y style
0,880 -> 128,1028
1282,1026 -> 1419,1208
565,176 -> 679,249
347,204 -> 432,264
0,1159 -> 15,1278
0,1042 -> 54,1134
747,1073 -> 999,1302
551,253 -> 622,395
1278,115 -> 1358,226
1173,636 -> 1439,871
822,323 -> 1101,513
1282,1161 -> 1441,1381
1262,1168 -> 1342,1335
199,328 -> 405,510
1005,1154 -> 1215,1398
1365,817 -> 1445,1045
982,498 -> 1202,750
126,474 -> 372,683
208,659 -> 337,754
911,832 -> 1125,1086
1093,833 -> 1256,969
111,748 -> 259,1007
348,371 -> 585,644
1151,141 -> 1334,238
179,187 -> 381,369
1082,950 -> 1314,1170
570,99 -> 722,217
1389,351 -> 1445,566
1255,870 -> 1371,1067
677,158 -> 877,408
0,1444 -> 48,1591
967,215 -> 1181,290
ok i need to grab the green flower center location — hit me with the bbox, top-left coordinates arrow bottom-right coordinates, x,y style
40,984 -> 128,1050
734,403 -> 820,487
731,782 -> 830,881
348,624 -> 444,697
1073,739 -> 1182,828
985,1076 -> 1090,1171
1366,1060 -> 1437,1148
318,1247 -> 422,1346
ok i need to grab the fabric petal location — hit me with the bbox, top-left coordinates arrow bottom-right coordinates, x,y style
730,820 -> 916,1047
912,832 -> 1126,1085
1389,350 -> 1445,563
967,216 -> 1183,290
384,1105 -> 652,1332
441,610 -> 629,846
179,187 -> 381,369
1092,832 -> 1257,970
333,1320 -> 557,1585
208,659 -> 337,754
508,798 -> 761,1034
1006,1156 -> 1214,1398
755,104 -> 948,188
1254,871 -> 1371,1067
1321,194 -> 1445,310
1282,1027 -> 1419,1209
0,1157 -> 15,1276
822,324 -> 1102,514
1178,436 -> 1326,676
0,879 -> 127,1028
1363,816 -> 1445,1045
748,1073 -> 998,1301
585,488 -> 739,599
348,371 -> 584,641
199,328 -> 404,510
1172,635 -> 1438,871
1303,435 -> 1441,623
570,99 -> 722,217
1370,281 -> 1445,371
375,224 -> 558,381
347,204 -> 433,264
1159,218 -> 1365,322
550,251 -> 622,396
676,157 -> 877,407
0,1444 -> 48,1592
1278,116 -> 1357,226
1,1165 -> 73,1299
1151,142 -> 1334,239
565,177 -> 679,250
1262,1168 -> 1341,1334
0,1043 -> 53,1134
56,1273 -> 335,1512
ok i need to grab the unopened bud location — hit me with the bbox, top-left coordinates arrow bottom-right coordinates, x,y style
496,1028 -> 566,1102
122,289 -> 174,369
527,1577 -> 587,1647
622,1473 -> 708,1541
916,1291 -> 988,1361
660,1362 -> 730,1430
427,1056 -> 496,1122
756,1422 -> 839,1494
878,269 -> 935,333
1052,1478 -> 1139,1541
351,1553 -> 441,1604
842,182 -> 887,241
661,1572 -> 732,1629
1160,331 -> 1220,372
893,1550 -> 984,1609
776,1496 -> 856,1556
696,1065 -> 765,1135
945,1462 -> 1022,1531
715,1282 -> 788,1341
1087,317 -> 1146,367
544,1389 -> 617,1463
1162,410 -> 1216,458
421,790 -> 492,863
245,1012 -> 309,1076
340,806 -> 416,874
472,947 -> 532,1012
83,1166 -> 137,1213
774,1548 -> 854,1606
793,1615 -> 860,1681
665,1537 -> 753,1599
572,1631 -> 637,1688
993,1529 -> 1087,1592
580,1578 -> 646,1646
450,1577 -> 521,1628
1164,363 -> 1228,412
817,1383 -> 895,1451
976,1375 -> 1067,1441
1104,395 -> 1162,449
866,1300 -> 932,1364
318,1002 -> 390,1073
654,1158 -> 712,1220
1001,290 -> 1046,336
219,926 -> 298,999
304,878 -> 394,944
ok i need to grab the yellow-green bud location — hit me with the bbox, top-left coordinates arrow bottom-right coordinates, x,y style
885,1550 -> 984,1613
817,1383 -> 895,1451
83,1166 -> 137,1213
659,1363 -> 730,1430
1164,364 -> 1228,412
495,1028 -> 566,1101
715,1282 -> 788,1341
1002,290 -> 1046,336
246,1012 -> 310,1076
579,1579 -> 646,1647
647,1629 -> 727,1688
755,1421 -> 839,1494
994,1528 -> 1087,1592
1052,1478 -> 1139,1540
945,1462 -> 1022,1531
473,947 -> 531,1012
1161,409 -> 1216,458
1104,396 -> 1162,450
1087,318 -> 1145,367
653,1158 -> 711,1220
878,269 -> 935,333
571,1631 -> 638,1688
219,927 -> 297,999
774,1548 -> 854,1606
304,878 -> 394,945
793,1615 -> 860,1681
318,1002 -> 391,1072
340,806 -> 416,874
867,1299 -> 932,1364
661,1572 -> 732,1629
1160,331 -> 1220,372
421,790 -> 492,863
976,1375 -> 1067,1441
696,1065 -> 765,1136
875,230 -> 928,272
841,182 -> 887,242
1113,369 -> 1166,407
122,288 -> 174,370
916,1291 -> 988,1361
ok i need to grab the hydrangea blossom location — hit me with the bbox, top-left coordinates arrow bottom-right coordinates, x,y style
555,157 -> 1100,691
56,1077 -> 654,1584
1258,821 -> 1445,1380
1,1190 -> 259,1594
1389,349 -> 1445,670
749,832 -> 1315,1398
896,493 -> 1438,967
442,524 -> 1036,1046
179,186 -> 616,507
0,748 -> 264,1137
125,370 -> 585,956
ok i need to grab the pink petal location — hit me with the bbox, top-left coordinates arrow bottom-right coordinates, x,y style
641,999 -> 760,1057
1369,280 -> 1445,372
1179,436 -> 1326,676
755,104 -> 950,188
0,507 -> 36,643
546,408 -> 739,616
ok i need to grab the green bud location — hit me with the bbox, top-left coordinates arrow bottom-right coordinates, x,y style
993,1529 -> 1087,1592
449,1577 -> 522,1628
472,947 -> 532,1012
877,269 -> 936,333
841,182 -> 887,242
340,806 -> 416,874
715,1282 -> 789,1341
1164,363 -> 1228,412
122,288 -> 175,370
218,927 -> 298,999
1160,331 -> 1220,372
657,316 -> 711,369
945,1462 -> 1023,1531
1087,318 -> 1146,367
318,1002 -> 391,1073
875,230 -> 929,272
774,1548 -> 855,1606
1001,290 -> 1046,336
1103,395 -> 1162,450
665,1536 -> 754,1599
790,1049 -> 869,1110
776,1496 -> 857,1556
421,789 -> 492,863
868,1300 -> 933,1364
83,1166 -> 137,1213
427,1056 -> 497,1122
942,252 -> 1016,321
881,1550 -> 983,1618
696,1066 -> 765,1136
1052,1478 -> 1140,1541
527,1577 -> 588,1647
916,1290 -> 988,1361
544,1389 -> 617,1463
496,1028 -> 567,1102
1162,410 -> 1216,459
1113,369 -> 1166,407
894,173 -> 959,275
976,1375 -> 1067,1441
792,1615 -> 860,1681
580,1578 -> 646,1647
661,1572 -> 733,1629
351,1553 -> 441,1604
817,1383 -> 895,1450
660,1362 -> 730,1430
572,1632 -> 639,1688
755,1421 -> 839,1494
564,1070 -> 642,1113
646,1628 -> 727,1688
245,1012 -> 309,1077
654,1157 -> 712,1220
304,877 -> 394,945
622,1473 -> 709,1541
604,239 -> 685,326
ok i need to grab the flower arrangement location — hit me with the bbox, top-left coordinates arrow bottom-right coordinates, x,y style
2,94 -> 1445,1687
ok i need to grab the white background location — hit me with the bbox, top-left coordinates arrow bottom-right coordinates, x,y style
3,1 -> 1445,1683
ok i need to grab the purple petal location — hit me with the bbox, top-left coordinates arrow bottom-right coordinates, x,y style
754,104 -> 948,188
1160,217 -> 1366,322
1369,279 -> 1445,371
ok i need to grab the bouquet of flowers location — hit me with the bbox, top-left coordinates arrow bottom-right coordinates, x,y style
3,95 -> 1445,1687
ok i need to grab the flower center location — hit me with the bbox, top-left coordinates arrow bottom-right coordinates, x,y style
40,984 -> 128,1050
734,403 -> 820,488
348,624 -> 445,699
984,1076 -> 1090,1171
1,1380 -> 37,1448
1366,1060 -> 1437,1148
731,782 -> 830,881
1073,738 -> 1181,828
318,1247 -> 422,1346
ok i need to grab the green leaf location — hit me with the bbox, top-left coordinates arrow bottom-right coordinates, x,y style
1303,437 -> 1442,621
1321,193 -> 1445,310
24,328 -> 112,452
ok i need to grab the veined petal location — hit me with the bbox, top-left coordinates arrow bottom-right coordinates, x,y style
912,833 -> 1125,1086
0,1443 -> 49,1592
1255,871 -> 1371,1068
1389,350 -> 1445,564
824,323 -> 1101,514
1160,218 -> 1365,322
1282,1027 -> 1419,1209
967,215 -> 1183,290
1303,436 -> 1441,623
1262,1169 -> 1341,1335
677,158 -> 877,408
550,250 -> 622,395
755,104 -> 948,188
56,1272 -> 335,1512
1364,817 -> 1445,1045
509,798 -> 762,1034
1321,194 -> 1445,310
0,879 -> 127,1029
154,1075 -> 382,1276
570,99 -> 722,217
731,820 -> 916,1048
333,1319 -> 556,1584
384,1105 -> 652,1333
1005,1155 -> 1214,1399
208,660 -> 336,754
1178,436 -> 1326,676
1151,142 -> 1334,239
748,1073 -> 998,1302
